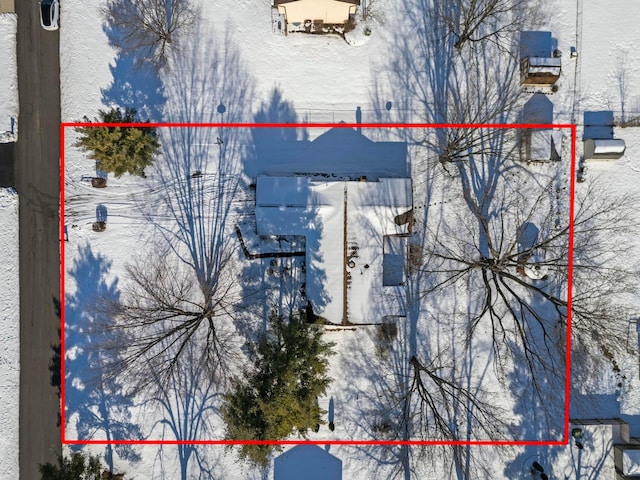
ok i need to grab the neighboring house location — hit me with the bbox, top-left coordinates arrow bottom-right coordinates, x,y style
273,0 -> 359,34
519,31 -> 561,87
274,445 -> 342,480
570,419 -> 640,480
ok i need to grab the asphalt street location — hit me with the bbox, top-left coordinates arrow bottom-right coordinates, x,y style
14,1 -> 62,478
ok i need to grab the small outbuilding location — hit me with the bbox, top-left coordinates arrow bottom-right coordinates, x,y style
519,31 -> 562,87
274,445 -> 342,480
521,56 -> 562,86
583,138 -> 626,160
519,129 -> 562,163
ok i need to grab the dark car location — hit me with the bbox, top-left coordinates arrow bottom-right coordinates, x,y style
40,0 -> 59,31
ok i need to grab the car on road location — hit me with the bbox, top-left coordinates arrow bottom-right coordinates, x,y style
39,0 -> 59,31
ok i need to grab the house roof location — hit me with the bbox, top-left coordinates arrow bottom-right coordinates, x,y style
274,0 -> 360,26
274,0 -> 359,5
249,126 -> 408,180
256,176 -> 411,324
523,129 -> 562,162
274,445 -> 342,480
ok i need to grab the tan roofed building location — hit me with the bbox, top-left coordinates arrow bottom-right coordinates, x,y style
274,0 -> 359,34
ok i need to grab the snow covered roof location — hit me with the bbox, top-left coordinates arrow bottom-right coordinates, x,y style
529,130 -> 558,161
256,176 -> 412,324
590,138 -> 626,154
521,56 -> 561,85
274,445 -> 342,480
583,138 -> 626,160
534,422 -> 624,479
528,57 -> 562,68
622,449 -> 640,476
520,129 -> 562,162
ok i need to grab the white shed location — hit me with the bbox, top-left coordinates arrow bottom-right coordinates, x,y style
274,445 -> 342,480
584,138 -> 626,159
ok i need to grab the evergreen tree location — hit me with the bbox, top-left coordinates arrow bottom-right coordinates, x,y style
75,107 -> 160,178
39,452 -> 103,480
221,311 -> 335,467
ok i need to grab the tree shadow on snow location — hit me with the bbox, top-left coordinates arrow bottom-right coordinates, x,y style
101,13 -> 166,120
122,22 -> 255,476
248,101 -> 407,181
64,242 -> 142,473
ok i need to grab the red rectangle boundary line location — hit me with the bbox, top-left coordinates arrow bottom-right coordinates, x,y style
60,122 -> 577,447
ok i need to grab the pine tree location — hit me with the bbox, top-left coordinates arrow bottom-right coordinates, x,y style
221,311 -> 335,467
74,107 -> 160,178
39,452 -> 104,480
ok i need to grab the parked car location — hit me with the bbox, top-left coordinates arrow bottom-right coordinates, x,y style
39,0 -> 59,31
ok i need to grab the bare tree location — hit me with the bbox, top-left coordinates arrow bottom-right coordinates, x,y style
367,0 -> 636,476
153,23 -> 252,299
568,179 -> 639,386
419,149 -> 640,418
98,247 -> 238,390
103,0 -> 198,70
98,25 -> 255,385
343,292 -> 514,479
613,50 -> 629,123
421,159 -> 568,399
440,0 -> 545,50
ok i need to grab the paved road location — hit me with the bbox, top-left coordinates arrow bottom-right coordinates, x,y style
14,1 -> 62,478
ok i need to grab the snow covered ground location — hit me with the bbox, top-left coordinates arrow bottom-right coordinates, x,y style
0,13 -> 18,142
0,188 -> 19,480
55,0 -> 640,479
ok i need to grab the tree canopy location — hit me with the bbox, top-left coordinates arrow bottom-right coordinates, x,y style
221,311 -> 334,467
75,107 -> 160,178
39,452 -> 104,480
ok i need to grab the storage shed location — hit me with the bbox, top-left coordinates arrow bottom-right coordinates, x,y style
520,56 -> 561,86
583,138 -> 626,159
519,129 -> 562,162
